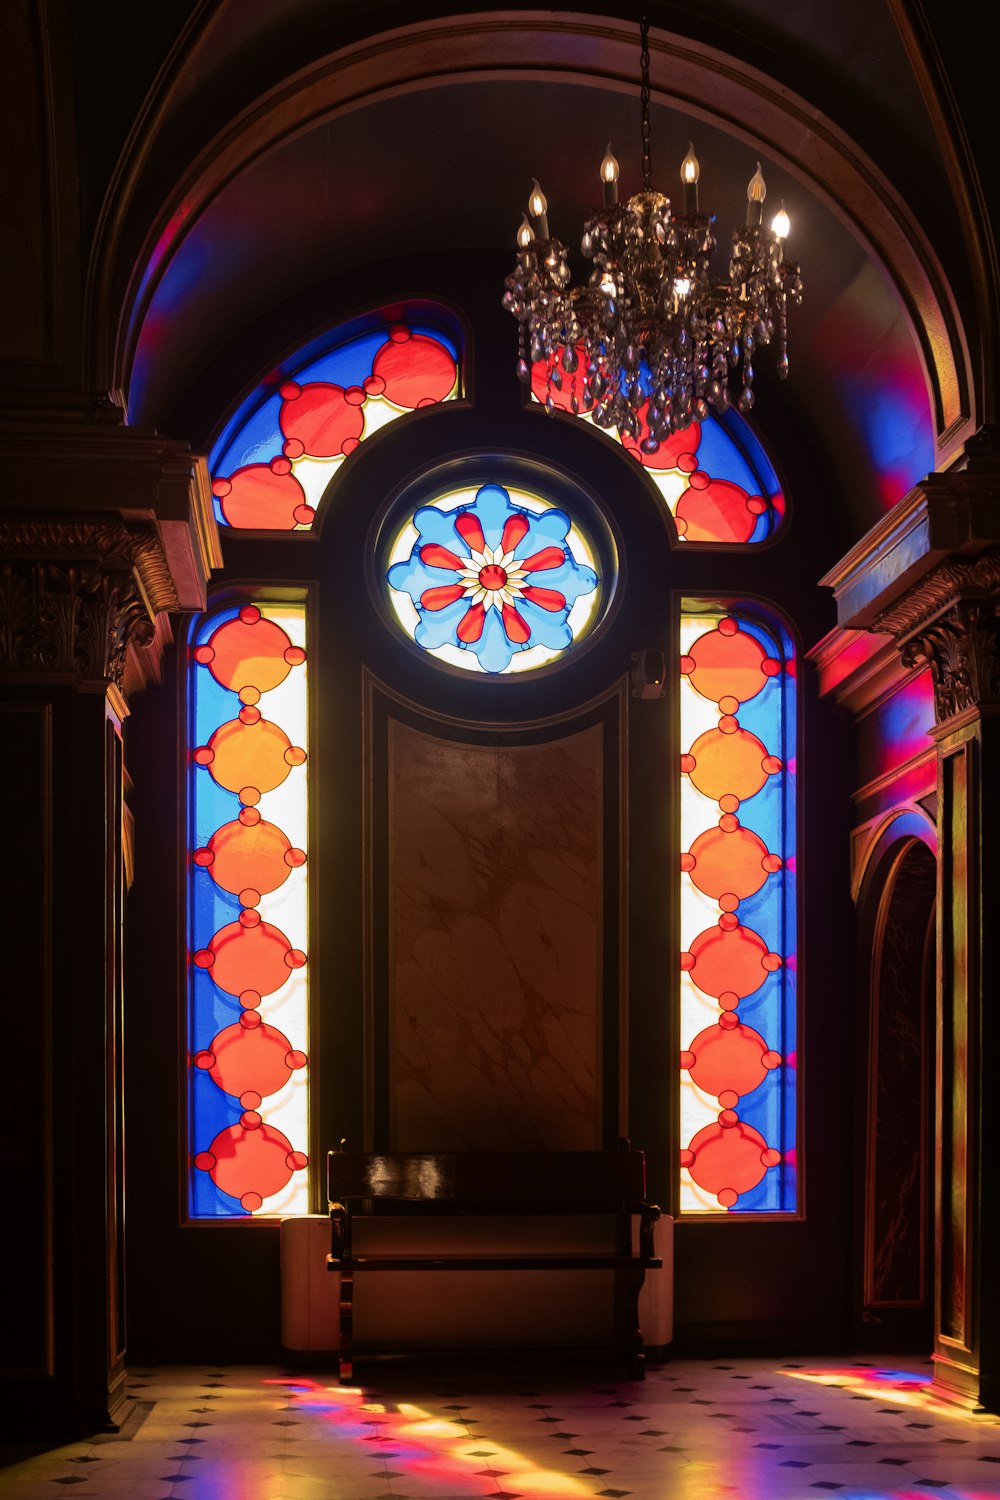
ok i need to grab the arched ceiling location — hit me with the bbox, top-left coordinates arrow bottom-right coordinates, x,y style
76,5 -> 979,538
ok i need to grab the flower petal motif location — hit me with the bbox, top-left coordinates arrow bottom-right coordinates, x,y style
420,542 -> 464,570
387,483 -> 599,673
420,583 -> 466,610
522,585 -> 566,611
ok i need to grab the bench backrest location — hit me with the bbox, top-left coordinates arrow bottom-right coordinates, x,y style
327,1149 -> 647,1210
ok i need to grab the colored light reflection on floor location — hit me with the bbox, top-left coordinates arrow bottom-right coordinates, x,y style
261,1376 -> 593,1495
782,1362 -> 1000,1423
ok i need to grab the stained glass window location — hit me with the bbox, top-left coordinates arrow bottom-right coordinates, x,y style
210,321 -> 460,529
188,601 -> 310,1217
678,605 -> 796,1212
531,354 -> 783,543
385,480 -> 602,675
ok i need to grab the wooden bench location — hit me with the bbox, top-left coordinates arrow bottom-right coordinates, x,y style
326,1143 -> 661,1383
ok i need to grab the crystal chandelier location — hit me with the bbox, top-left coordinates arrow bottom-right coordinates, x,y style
502,18 -> 803,447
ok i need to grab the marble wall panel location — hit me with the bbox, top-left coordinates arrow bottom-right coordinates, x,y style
387,719 -> 605,1150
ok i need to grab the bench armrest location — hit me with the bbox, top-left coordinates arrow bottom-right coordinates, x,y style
329,1200 -> 350,1262
636,1200 -> 661,1263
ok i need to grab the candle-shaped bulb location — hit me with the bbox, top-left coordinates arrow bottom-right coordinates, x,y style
600,143 -> 619,207
681,143 -> 700,185
746,163 -> 766,224
528,178 -> 549,239
771,200 -> 790,240
528,179 -> 548,218
681,142 -> 700,211
516,214 -> 535,249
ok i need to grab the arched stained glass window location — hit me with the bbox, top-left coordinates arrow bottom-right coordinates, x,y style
188,601 -> 310,1217
183,296 -> 798,1228
210,320 -> 461,530
384,479 -> 603,675
678,604 -> 797,1212
531,355 -> 783,543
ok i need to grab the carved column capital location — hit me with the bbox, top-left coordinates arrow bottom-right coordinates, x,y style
868,549 -> 1000,724
896,596 -> 1000,723
0,517 -> 178,697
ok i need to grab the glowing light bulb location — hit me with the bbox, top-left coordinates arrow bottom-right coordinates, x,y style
746,163 -> 766,224
528,179 -> 548,218
601,143 -> 620,208
528,178 -> 550,239
674,276 -> 692,298
771,200 -> 790,240
680,143 -> 700,185
681,142 -> 700,212
516,215 -> 535,249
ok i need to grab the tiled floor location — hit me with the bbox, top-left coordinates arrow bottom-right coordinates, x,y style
3,1356 -> 1000,1498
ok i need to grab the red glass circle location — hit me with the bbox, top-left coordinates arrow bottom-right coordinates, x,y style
279,381 -> 365,458
201,919 -> 297,998
216,463 -> 307,530
199,1121 -> 301,1204
372,332 -> 456,409
686,824 -> 773,901
684,922 -> 774,1000
684,1020 -> 775,1099
201,1020 -> 299,1099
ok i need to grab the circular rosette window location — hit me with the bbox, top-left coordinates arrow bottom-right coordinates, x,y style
385,480 -> 606,675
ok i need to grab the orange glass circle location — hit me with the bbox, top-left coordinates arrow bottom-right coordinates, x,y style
684,622 -> 775,705
686,824 -> 774,902
204,718 -> 299,795
683,726 -> 773,802
202,919 -> 296,998
684,1020 -> 774,1099
201,818 -> 300,898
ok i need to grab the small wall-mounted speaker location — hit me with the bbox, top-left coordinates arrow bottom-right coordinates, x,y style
631,649 -> 666,699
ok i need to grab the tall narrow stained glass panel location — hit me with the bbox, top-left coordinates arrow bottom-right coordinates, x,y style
188,602 -> 310,1217
679,604 -> 797,1212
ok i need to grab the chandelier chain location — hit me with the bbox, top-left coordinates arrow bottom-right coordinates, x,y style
640,16 -> 652,192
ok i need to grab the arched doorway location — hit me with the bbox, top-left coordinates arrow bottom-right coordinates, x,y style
859,832 -> 936,1347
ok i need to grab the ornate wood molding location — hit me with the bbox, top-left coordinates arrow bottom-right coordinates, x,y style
818,428 -> 1000,723
0,517 -> 178,692
0,414 -> 220,699
897,597 -> 1000,722
872,551 -> 1000,640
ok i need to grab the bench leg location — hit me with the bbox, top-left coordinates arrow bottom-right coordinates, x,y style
338,1267 -> 354,1385
614,1265 -> 647,1380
